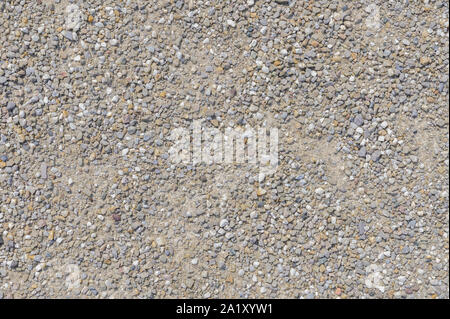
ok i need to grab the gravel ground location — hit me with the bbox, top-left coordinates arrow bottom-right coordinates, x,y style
0,0 -> 448,299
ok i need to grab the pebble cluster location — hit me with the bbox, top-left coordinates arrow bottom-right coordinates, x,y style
0,0 -> 449,299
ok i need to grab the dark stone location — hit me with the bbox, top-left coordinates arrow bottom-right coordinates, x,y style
6,101 -> 16,111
